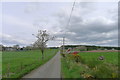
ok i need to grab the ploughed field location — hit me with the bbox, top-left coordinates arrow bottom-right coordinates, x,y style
2,49 -> 58,78
61,51 -> 118,78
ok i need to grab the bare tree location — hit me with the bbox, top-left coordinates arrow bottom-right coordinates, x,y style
32,30 -> 54,60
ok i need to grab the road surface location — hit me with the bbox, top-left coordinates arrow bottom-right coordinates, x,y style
22,51 -> 61,78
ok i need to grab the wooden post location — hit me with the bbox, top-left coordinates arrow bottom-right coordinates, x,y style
38,57 -> 41,62
21,62 -> 23,71
63,37 -> 65,54
7,63 -> 10,77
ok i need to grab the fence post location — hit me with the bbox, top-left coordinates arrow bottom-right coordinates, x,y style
7,63 -> 10,77
21,62 -> 23,71
38,57 -> 40,62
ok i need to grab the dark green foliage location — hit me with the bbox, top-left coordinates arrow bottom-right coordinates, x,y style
61,53 -> 66,57
61,45 -> 120,50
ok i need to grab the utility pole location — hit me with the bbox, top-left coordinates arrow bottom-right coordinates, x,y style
61,0 -> 75,54
62,37 -> 65,54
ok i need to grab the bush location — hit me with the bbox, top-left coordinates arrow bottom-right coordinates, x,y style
73,54 -> 80,63
67,54 -> 82,63
91,64 -> 117,78
61,53 -> 66,57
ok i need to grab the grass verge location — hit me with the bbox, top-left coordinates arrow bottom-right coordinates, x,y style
2,49 -> 58,79
61,52 -> 118,79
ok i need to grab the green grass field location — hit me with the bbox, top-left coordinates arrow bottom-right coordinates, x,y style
78,52 -> 118,65
61,52 -> 118,78
2,49 -> 58,78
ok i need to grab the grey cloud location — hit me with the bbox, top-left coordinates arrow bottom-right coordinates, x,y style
2,39 -> 25,46
1,34 -> 30,46
54,2 -> 118,46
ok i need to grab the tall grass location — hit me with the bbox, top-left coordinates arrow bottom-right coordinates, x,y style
61,52 -> 118,78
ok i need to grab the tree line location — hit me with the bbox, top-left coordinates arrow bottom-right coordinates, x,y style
61,45 -> 120,51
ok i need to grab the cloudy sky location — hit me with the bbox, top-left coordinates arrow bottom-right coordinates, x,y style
0,1 -> 118,47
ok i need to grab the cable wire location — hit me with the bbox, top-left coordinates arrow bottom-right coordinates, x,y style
62,0 -> 76,52
64,0 -> 76,44
66,0 -> 76,28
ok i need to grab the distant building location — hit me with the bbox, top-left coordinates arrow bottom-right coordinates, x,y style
75,46 -> 87,51
104,48 -> 108,50
0,45 -> 3,51
112,48 -> 115,50
5,47 -> 15,51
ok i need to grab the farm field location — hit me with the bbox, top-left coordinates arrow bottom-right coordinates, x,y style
2,49 -> 58,78
61,51 -> 118,78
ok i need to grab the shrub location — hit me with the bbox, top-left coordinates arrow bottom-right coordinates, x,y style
74,54 -> 80,63
91,64 -> 116,78
61,53 -> 66,57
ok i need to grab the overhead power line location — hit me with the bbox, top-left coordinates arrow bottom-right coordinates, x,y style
62,0 -> 76,54
67,0 -> 76,27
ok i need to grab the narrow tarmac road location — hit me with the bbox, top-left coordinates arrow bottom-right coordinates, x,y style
22,51 -> 61,78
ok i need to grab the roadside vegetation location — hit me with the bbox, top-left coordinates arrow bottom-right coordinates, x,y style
61,51 -> 118,79
2,49 -> 58,78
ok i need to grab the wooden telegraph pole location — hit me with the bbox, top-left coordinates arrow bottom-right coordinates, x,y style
62,0 -> 75,54
62,37 -> 65,54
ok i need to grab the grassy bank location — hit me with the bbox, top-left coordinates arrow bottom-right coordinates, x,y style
61,52 -> 118,78
2,49 -> 58,78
